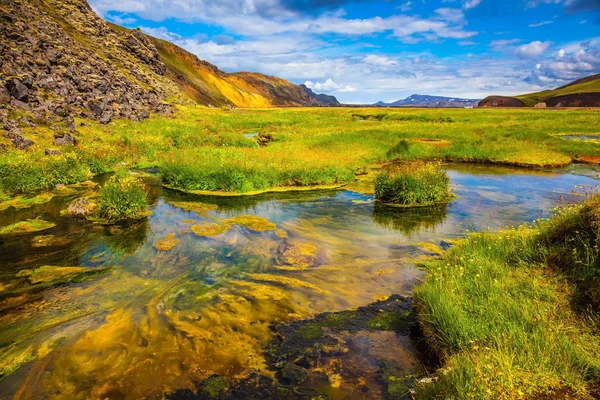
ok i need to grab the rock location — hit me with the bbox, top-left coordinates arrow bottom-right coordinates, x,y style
99,111 -> 112,124
0,86 -> 10,105
4,131 -> 34,150
53,132 -> 77,146
534,102 -> 547,108
66,116 -> 75,131
280,363 -> 308,385
66,198 -> 97,217
5,79 -> 29,102
45,148 -> 62,155
0,144 -> 6,153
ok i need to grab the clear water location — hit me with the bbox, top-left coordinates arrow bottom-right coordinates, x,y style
0,164 -> 598,399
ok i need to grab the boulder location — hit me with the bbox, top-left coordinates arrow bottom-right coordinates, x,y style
45,148 -> 62,155
66,198 -> 97,217
5,131 -> 34,150
53,132 -> 77,146
5,79 -> 29,102
0,86 -> 10,105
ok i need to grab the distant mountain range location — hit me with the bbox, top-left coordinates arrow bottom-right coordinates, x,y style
479,74 -> 600,108
374,94 -> 480,108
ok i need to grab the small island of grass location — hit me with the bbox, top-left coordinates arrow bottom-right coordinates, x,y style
374,162 -> 454,207
99,171 -> 148,222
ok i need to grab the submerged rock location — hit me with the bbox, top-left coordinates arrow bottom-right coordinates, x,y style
66,197 -> 97,217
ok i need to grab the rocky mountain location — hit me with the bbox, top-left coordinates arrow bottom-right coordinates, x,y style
0,0 -> 337,135
375,94 -> 480,108
479,74 -> 600,108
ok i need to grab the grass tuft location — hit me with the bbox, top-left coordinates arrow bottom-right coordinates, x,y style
99,171 -> 148,222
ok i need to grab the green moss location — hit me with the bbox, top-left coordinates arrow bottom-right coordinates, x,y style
0,218 -> 56,236
366,310 -> 412,331
198,374 -> 228,398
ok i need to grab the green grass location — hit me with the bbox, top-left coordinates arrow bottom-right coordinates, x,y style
413,196 -> 600,399
374,162 -> 452,206
99,171 -> 148,221
1,106 -> 600,195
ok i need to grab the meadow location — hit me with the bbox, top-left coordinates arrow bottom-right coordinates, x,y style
1,106 -> 600,195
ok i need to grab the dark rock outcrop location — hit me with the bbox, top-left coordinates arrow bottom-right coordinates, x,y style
544,92 -> 600,107
53,132 -> 77,146
5,78 -> 29,102
478,96 -> 525,107
4,131 -> 34,149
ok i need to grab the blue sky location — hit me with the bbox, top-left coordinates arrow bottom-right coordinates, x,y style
90,0 -> 600,103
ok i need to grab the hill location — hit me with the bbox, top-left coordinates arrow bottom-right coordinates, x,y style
479,74 -> 600,107
0,0 -> 337,131
375,94 -> 479,108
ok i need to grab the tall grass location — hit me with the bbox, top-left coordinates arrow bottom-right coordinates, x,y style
413,196 -> 600,399
374,162 -> 452,206
99,171 -> 148,221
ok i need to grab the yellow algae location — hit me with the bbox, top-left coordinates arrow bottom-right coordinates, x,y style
226,214 -> 276,231
275,229 -> 288,239
163,183 -> 346,197
16,266 -> 107,285
31,235 -> 73,248
181,219 -> 197,224
280,241 -> 321,269
415,241 -> 445,254
0,192 -> 55,212
0,219 -> 56,236
168,200 -> 218,215
153,233 -> 179,251
246,273 -> 330,295
191,221 -> 230,237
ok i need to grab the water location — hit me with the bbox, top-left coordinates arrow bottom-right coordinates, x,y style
561,134 -> 600,142
0,164 -> 598,399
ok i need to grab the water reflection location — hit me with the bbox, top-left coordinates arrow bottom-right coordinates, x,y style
0,164 -> 598,399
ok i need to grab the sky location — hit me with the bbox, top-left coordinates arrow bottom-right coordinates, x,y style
89,0 -> 600,103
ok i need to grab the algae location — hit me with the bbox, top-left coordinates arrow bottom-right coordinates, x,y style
191,222 -> 230,237
0,219 -> 56,236
153,233 -> 179,251
225,214 -> 277,231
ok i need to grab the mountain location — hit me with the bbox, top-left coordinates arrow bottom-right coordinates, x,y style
0,0 -> 337,130
375,94 -> 480,108
479,74 -> 600,108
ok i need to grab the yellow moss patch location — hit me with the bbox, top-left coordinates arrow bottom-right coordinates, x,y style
246,273 -> 330,294
154,233 -> 179,251
226,214 -> 276,231
0,192 -> 55,212
16,265 -> 100,285
410,138 -> 452,147
275,229 -> 288,239
190,222 -> 230,237
0,219 -> 56,236
168,201 -> 218,215
280,241 -> 322,269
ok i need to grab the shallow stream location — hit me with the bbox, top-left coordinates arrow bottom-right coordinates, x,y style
0,164 -> 598,399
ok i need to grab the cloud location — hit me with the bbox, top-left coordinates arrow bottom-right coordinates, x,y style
304,78 -> 357,92
363,55 -> 398,66
489,39 -> 521,51
463,0 -> 482,9
398,1 -> 412,12
564,0 -> 600,13
529,20 -> 553,27
514,41 -> 551,58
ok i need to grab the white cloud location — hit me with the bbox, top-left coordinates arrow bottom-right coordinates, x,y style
529,20 -> 553,27
304,78 -> 357,93
556,49 -> 565,58
463,0 -> 482,10
363,55 -> 399,67
398,1 -> 412,12
514,41 -> 551,58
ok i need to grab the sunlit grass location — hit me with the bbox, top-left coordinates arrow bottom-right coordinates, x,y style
1,106 -> 599,194
413,196 -> 600,399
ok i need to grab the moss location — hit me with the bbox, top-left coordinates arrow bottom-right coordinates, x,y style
225,214 -> 276,231
167,200 -> 218,215
153,233 -> 179,251
190,222 -> 230,237
0,192 -> 55,212
30,235 -> 73,248
0,219 -> 56,236
366,310 -> 412,331
198,374 -> 228,398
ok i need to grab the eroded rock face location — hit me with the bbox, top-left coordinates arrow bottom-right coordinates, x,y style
478,96 -> 526,107
6,79 -> 29,102
544,92 -> 600,107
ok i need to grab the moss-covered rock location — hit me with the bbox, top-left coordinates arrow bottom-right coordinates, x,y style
0,218 -> 56,236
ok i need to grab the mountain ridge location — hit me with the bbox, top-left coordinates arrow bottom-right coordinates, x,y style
375,94 -> 480,108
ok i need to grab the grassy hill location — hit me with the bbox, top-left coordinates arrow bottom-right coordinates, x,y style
516,74 -> 600,106
480,74 -> 600,107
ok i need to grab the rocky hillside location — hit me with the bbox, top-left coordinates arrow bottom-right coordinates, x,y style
149,36 -> 339,108
479,74 -> 600,108
0,0 -> 337,137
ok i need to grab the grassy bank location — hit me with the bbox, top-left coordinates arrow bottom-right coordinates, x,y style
1,106 -> 600,195
413,196 -> 600,399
